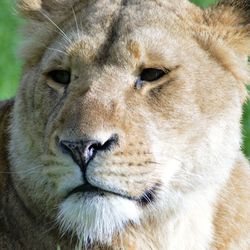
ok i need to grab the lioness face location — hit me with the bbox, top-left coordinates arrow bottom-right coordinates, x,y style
10,0 -> 248,246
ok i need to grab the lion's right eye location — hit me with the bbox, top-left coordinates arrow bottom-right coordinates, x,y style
48,70 -> 71,85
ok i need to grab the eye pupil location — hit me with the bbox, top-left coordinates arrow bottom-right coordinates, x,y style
140,68 -> 166,82
48,70 -> 71,85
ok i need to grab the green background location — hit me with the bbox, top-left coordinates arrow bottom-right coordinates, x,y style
0,0 -> 249,157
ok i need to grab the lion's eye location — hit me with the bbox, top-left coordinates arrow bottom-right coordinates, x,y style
140,68 -> 166,82
48,70 -> 71,85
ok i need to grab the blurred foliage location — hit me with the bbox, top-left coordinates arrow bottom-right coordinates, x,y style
192,0 -> 216,7
0,0 -> 249,156
243,87 -> 250,157
0,0 -> 22,99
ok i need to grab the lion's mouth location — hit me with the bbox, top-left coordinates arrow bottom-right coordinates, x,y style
67,183 -> 159,206
67,183 -> 105,197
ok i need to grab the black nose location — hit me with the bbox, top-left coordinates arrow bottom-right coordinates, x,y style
60,135 -> 118,172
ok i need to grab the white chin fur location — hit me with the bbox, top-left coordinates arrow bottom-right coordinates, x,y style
57,193 -> 140,247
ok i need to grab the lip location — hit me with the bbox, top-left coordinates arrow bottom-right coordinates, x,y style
66,183 -> 132,200
66,183 -> 104,198
66,182 -> 160,206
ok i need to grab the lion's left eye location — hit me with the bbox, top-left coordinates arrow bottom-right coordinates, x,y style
140,68 -> 166,82
48,70 -> 71,85
135,68 -> 168,89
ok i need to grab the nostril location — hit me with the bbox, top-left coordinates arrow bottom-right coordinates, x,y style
60,141 -> 76,154
85,141 -> 101,160
101,134 -> 119,151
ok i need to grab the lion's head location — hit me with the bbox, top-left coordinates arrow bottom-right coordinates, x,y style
10,0 -> 249,247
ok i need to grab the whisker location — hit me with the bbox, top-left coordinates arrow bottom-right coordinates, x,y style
141,192 -> 151,204
47,48 -> 68,55
147,161 -> 161,165
41,220 -> 58,236
28,37 -> 69,53
72,6 -> 80,40
0,165 -> 42,175
39,10 -> 72,44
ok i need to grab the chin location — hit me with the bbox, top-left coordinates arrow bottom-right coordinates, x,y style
57,192 -> 141,246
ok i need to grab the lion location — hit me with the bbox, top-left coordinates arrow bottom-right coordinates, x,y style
0,0 -> 250,249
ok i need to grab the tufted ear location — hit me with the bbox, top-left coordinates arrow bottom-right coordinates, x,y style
204,0 -> 250,56
17,0 -> 76,21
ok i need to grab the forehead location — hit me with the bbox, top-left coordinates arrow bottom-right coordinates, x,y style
59,0 -> 193,63
72,0 -> 189,27
75,0 -> 190,35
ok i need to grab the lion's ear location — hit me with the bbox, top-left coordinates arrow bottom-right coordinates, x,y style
216,0 -> 250,25
0,99 -> 14,174
0,99 -> 14,140
204,0 -> 250,56
17,0 -> 73,22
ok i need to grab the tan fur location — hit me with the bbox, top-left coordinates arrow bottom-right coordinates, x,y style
213,156 -> 250,249
0,0 -> 250,249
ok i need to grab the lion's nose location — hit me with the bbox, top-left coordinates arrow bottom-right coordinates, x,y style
60,140 -> 101,168
59,135 -> 118,172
